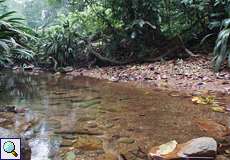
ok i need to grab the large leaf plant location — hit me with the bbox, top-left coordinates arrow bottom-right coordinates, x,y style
0,0 -> 34,67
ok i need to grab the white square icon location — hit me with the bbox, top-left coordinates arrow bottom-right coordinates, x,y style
0,139 -> 21,160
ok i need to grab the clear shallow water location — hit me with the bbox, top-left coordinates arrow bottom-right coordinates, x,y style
0,71 -> 228,160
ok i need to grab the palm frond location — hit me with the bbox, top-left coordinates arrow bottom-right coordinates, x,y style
0,11 -> 16,20
213,28 -> 230,71
0,5 -> 35,66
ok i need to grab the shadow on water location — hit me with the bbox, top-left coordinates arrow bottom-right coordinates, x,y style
0,70 -> 229,159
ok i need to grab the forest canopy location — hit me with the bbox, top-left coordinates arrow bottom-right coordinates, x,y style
0,0 -> 230,71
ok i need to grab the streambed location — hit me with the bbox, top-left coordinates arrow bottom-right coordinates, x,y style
0,71 -> 229,160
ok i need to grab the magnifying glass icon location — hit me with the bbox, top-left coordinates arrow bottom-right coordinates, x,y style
3,141 -> 18,157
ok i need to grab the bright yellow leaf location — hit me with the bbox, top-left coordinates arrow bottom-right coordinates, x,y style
211,107 -> 225,113
192,96 -> 200,102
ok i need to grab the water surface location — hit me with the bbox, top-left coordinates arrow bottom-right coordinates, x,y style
0,71 -> 228,160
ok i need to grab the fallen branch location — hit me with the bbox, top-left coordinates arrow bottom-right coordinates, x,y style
177,35 -> 199,57
86,35 -> 197,66
87,40 -> 132,65
87,40 -> 169,65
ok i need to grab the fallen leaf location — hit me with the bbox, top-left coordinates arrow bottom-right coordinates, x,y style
211,106 -> 225,113
159,81 -> 168,88
192,96 -> 200,102
169,91 -> 180,97
226,106 -> 230,112
206,96 -> 215,103
144,91 -> 150,95
225,149 -> 230,154
192,96 -> 215,105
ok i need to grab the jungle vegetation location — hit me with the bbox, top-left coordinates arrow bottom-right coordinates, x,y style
0,0 -> 230,71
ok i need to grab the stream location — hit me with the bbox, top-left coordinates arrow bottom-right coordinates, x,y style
0,71 -> 229,160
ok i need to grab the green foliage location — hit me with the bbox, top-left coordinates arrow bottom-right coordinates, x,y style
175,0 -> 230,71
210,1 -> 230,71
0,0 -> 34,67
57,7 -> 116,36
78,0 -> 161,59
213,35 -> 230,72
2,0 -> 230,71
36,0 -> 204,66
213,28 -> 230,71
38,20 -> 87,67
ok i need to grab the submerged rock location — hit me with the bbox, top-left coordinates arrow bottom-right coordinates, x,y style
0,127 -> 31,160
78,117 -> 96,122
148,137 -> 217,160
55,127 -> 103,136
61,139 -> 74,147
86,121 -> 98,128
117,138 -> 135,144
73,136 -> 103,151
46,120 -> 61,130
61,134 -> 77,140
96,153 -> 118,160
73,99 -> 101,108
64,151 -> 76,160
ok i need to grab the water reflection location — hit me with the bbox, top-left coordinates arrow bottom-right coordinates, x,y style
0,71 -> 228,160
29,120 -> 61,160
0,71 -> 41,102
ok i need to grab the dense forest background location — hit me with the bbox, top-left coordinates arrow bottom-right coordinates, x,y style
0,0 -> 230,71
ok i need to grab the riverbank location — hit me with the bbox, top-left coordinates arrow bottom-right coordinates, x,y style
69,55 -> 230,95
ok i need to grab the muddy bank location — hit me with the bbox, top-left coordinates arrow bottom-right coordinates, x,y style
69,55 -> 230,95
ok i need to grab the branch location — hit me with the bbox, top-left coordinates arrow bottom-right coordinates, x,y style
177,35 -> 199,57
87,40 -> 133,65
87,40 -> 170,65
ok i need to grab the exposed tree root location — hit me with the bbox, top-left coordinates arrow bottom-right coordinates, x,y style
177,35 -> 199,57
86,35 -> 198,65
87,41 -> 133,65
